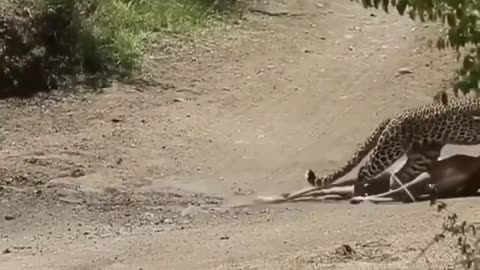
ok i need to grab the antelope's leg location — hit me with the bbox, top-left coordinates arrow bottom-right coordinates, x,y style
282,174 -> 358,200
389,142 -> 442,202
282,169 -> 392,201
254,187 -> 353,204
352,142 -> 442,203
255,172 -> 358,204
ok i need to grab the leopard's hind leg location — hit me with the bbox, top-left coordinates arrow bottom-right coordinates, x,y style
388,142 -> 443,202
354,142 -> 443,202
353,126 -> 407,196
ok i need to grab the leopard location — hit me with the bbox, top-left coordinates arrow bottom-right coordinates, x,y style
305,90 -> 450,189
256,151 -> 480,205
306,89 -> 480,199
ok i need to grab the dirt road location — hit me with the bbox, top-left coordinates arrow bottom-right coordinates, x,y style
0,0 -> 477,269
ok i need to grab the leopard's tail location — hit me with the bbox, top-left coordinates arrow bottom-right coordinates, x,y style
307,118 -> 391,187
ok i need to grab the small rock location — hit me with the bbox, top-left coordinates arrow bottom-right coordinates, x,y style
173,98 -> 186,103
233,188 -> 254,196
335,244 -> 355,256
162,218 -> 174,224
56,189 -> 84,204
180,205 -> 203,217
396,67 -> 413,77
348,26 -> 362,32
4,215 -> 15,221
111,118 -> 123,123
2,248 -> 11,254
116,158 -> 123,165
220,235 -> 229,240
144,212 -> 155,219
397,67 -> 413,74
71,168 -> 85,178
54,187 -> 78,197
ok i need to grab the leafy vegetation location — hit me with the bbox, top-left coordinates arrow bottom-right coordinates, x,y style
353,0 -> 480,95
351,1 -> 480,267
409,201 -> 480,269
0,0 -> 244,98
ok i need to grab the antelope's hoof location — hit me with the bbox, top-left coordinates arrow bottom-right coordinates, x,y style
349,196 -> 365,204
305,169 -> 317,186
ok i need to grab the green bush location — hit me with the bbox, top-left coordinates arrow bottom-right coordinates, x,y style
353,0 -> 480,94
63,0 -> 242,77
0,0 -> 242,98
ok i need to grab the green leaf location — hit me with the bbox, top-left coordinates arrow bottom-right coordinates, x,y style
448,28 -> 459,48
382,0 -> 389,13
447,13 -> 456,27
419,8 -> 426,22
436,37 -> 446,50
396,0 -> 408,15
361,0 -> 372,8
462,54 -> 476,72
428,9 -> 436,21
354,0 -> 480,93
455,7 -> 464,19
409,9 -> 416,20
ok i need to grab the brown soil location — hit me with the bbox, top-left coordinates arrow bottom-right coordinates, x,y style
0,0 -> 477,269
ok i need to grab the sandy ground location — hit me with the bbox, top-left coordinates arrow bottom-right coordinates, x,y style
1,0 -> 479,269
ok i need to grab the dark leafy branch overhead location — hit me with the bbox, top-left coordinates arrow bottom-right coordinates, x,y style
352,0 -> 480,93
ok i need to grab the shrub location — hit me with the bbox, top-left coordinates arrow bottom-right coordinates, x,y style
0,0 -> 82,98
353,0 -> 480,95
0,0 -> 243,98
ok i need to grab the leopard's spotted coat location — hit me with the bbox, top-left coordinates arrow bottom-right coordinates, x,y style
307,91 -> 480,196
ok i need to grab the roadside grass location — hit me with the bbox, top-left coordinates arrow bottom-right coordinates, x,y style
0,0 -> 246,98
79,0 -> 245,77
